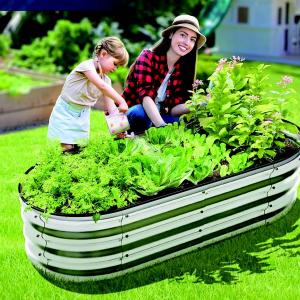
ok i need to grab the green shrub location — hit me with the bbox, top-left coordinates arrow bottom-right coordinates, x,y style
13,19 -> 94,74
0,34 -> 11,57
109,66 -> 129,86
185,57 -> 297,163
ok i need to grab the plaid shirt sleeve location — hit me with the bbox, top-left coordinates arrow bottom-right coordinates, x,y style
122,50 -> 157,107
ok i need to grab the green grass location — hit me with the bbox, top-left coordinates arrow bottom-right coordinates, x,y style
1,60 -> 300,299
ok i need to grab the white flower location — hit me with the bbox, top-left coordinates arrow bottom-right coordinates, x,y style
277,75 -> 293,86
192,79 -> 204,90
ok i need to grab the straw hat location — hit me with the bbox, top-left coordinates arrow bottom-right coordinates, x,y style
161,14 -> 206,49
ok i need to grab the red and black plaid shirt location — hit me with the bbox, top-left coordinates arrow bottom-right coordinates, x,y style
122,49 -> 189,113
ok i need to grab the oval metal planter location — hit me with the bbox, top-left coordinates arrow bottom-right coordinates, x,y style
19,149 -> 300,281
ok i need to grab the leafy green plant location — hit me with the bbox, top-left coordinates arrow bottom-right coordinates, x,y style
109,66 -> 129,86
0,70 -> 51,96
131,14 -> 174,43
93,20 -> 123,40
22,138 -> 141,218
185,57 -> 297,161
22,123 -> 252,218
13,19 -> 94,74
0,34 -> 11,57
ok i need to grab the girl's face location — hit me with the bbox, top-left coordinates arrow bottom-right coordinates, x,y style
98,52 -> 120,74
170,28 -> 197,57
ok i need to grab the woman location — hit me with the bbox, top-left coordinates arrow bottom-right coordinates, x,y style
122,14 -> 206,133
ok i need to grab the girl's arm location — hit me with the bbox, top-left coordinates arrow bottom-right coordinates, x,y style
102,96 -> 119,115
84,70 -> 128,113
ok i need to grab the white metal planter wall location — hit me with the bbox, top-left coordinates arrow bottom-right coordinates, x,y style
19,150 -> 300,281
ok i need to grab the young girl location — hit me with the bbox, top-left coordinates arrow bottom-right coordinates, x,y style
48,36 -> 129,151
122,15 -> 206,133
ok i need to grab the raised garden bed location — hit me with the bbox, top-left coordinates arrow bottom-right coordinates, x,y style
18,58 -> 300,281
18,147 -> 300,281
0,67 -> 64,131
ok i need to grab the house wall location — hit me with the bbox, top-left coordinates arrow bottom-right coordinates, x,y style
288,0 -> 300,54
296,0 -> 300,13
215,0 -> 298,57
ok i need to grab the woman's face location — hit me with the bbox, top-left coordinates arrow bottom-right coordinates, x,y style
170,28 -> 197,57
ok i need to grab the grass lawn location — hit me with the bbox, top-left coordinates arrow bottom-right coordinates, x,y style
0,60 -> 300,300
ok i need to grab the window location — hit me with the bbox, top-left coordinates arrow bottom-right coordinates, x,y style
284,29 -> 288,51
285,2 -> 290,24
237,6 -> 249,24
278,7 -> 282,25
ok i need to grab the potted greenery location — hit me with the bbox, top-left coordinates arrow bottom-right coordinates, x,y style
19,58 -> 300,281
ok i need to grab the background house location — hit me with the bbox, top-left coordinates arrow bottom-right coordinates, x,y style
215,0 -> 300,59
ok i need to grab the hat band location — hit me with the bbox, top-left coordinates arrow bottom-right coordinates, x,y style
172,20 -> 199,30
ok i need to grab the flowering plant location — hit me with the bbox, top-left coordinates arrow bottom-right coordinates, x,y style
185,57 -> 297,161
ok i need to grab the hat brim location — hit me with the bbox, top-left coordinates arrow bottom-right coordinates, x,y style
161,24 -> 206,49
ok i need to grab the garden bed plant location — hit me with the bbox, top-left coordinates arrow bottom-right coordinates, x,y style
0,69 -> 52,96
0,67 -> 64,131
20,57 -> 300,220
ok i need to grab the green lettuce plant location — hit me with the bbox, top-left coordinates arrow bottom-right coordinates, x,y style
21,124 -> 238,219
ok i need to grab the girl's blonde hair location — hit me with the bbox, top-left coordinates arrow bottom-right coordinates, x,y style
93,37 -> 129,67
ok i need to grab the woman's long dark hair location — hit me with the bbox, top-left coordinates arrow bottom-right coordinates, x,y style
152,32 -> 198,94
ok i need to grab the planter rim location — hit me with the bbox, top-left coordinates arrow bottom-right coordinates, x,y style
0,65 -> 66,81
19,146 -> 300,219
0,82 -> 64,97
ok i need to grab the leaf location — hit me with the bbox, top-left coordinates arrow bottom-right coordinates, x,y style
257,148 -> 265,159
282,122 -> 299,134
255,104 -> 276,113
219,127 -> 228,138
206,135 -> 218,148
235,78 -> 248,90
199,117 -> 214,128
221,102 -> 231,112
93,213 -> 101,223
220,165 -> 228,177
264,149 -> 276,157
274,140 -> 285,148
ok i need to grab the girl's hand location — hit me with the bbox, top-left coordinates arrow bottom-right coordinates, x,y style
115,131 -> 135,139
108,107 -> 119,115
118,100 -> 128,113
116,132 -> 128,139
